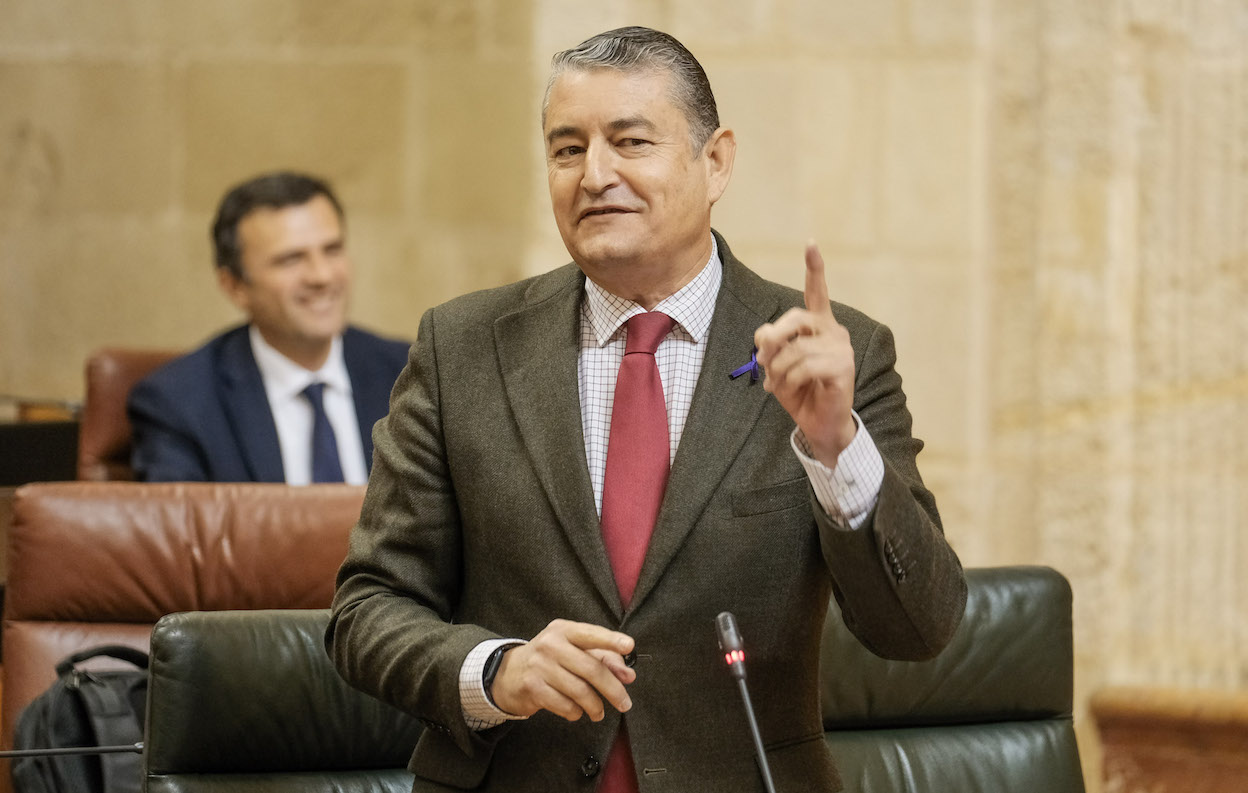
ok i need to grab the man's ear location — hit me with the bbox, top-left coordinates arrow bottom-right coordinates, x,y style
216,267 -> 250,313
704,126 -> 737,205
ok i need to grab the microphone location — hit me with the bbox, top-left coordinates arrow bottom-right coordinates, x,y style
715,612 -> 777,793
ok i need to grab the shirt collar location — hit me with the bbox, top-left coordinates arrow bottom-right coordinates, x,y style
248,325 -> 352,401
583,234 -> 723,347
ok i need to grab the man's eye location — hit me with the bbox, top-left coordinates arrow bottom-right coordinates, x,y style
622,138 -> 650,147
554,145 -> 585,158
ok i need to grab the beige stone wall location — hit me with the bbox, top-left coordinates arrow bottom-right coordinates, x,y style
5,1 -> 1248,789
0,0 -> 538,402
983,1 -> 1248,787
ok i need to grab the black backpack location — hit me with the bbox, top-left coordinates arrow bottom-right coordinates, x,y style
10,645 -> 148,793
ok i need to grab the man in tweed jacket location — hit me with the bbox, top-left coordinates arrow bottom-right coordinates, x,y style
328,26 -> 966,792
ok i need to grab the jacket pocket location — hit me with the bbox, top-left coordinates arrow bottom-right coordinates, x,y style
764,730 -> 824,753
730,476 -> 810,517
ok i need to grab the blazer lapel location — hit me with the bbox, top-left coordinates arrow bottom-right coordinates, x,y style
629,243 -> 782,612
494,266 -> 621,614
218,329 -> 285,483
342,328 -> 383,466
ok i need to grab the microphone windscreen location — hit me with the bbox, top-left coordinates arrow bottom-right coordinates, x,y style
715,611 -> 743,654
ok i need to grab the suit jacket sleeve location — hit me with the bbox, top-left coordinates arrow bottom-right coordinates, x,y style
128,376 -> 211,482
326,309 -> 504,784
818,318 -> 967,661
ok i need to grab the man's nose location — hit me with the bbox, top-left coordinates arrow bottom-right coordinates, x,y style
580,142 -> 619,194
303,253 -> 335,283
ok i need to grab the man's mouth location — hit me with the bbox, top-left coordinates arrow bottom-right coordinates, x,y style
300,293 -> 342,311
579,207 -> 633,222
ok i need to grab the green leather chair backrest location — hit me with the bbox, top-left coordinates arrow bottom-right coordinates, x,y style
820,566 -> 1085,793
145,609 -> 418,793
145,567 -> 1084,793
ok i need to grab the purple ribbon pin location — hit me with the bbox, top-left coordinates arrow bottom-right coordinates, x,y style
729,348 -> 760,382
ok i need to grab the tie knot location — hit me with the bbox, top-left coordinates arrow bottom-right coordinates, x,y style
624,312 -> 674,355
302,382 -> 327,408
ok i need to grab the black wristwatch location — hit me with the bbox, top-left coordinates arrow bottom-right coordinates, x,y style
482,645 -> 510,706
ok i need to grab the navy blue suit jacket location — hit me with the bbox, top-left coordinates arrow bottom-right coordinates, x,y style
127,324 -> 411,482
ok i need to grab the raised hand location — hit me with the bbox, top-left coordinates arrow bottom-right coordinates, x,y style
753,242 -> 857,467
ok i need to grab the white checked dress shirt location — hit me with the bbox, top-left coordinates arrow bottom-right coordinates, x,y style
459,237 -> 886,728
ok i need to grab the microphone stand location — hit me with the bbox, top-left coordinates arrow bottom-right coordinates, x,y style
733,675 -> 776,793
716,612 -> 778,793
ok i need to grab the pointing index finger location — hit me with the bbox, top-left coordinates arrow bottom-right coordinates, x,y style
804,241 -> 833,318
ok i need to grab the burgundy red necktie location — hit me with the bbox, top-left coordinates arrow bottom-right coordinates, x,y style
600,311 -> 674,606
598,311 -> 674,793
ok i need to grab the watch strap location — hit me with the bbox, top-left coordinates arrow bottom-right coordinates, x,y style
481,644 -> 511,707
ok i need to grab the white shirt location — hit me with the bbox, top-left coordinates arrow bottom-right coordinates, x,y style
248,326 -> 369,485
459,237 -> 885,727
578,241 -> 721,511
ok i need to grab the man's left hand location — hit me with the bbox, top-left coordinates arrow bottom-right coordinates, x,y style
753,242 -> 857,469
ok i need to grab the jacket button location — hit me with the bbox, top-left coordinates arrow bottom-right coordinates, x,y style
581,755 -> 600,778
624,650 -> 637,668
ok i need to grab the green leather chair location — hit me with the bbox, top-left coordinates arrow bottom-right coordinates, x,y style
143,567 -> 1084,792
821,566 -> 1085,792
144,609 -> 418,793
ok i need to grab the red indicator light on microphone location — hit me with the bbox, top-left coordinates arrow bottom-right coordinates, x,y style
724,649 -> 745,665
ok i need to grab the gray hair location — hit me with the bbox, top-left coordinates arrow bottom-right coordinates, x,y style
542,26 -> 720,151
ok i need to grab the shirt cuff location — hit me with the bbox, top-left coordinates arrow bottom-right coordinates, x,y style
460,638 -> 529,730
790,410 -> 884,531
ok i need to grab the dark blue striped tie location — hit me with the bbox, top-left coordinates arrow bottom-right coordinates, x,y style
301,382 -> 344,483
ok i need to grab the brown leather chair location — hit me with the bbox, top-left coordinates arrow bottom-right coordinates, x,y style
0,480 -> 366,792
77,348 -> 180,481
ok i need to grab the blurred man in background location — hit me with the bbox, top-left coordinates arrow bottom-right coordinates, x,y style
129,171 -> 409,483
